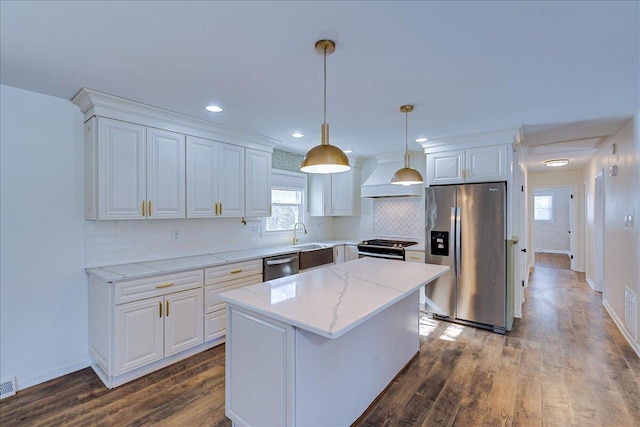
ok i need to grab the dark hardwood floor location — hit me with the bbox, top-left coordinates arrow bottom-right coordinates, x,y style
2,259 -> 639,426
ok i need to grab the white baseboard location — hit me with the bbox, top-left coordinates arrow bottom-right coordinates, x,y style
16,359 -> 91,392
534,249 -> 570,255
585,275 -> 601,292
602,298 -> 640,359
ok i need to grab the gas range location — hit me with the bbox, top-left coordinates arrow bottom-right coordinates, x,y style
357,239 -> 419,261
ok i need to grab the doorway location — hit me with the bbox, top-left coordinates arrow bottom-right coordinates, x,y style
533,186 -> 575,270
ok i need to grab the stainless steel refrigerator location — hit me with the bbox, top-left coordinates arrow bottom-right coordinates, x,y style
424,182 -> 508,334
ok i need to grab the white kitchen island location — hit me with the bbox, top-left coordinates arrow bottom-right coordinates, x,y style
219,257 -> 449,427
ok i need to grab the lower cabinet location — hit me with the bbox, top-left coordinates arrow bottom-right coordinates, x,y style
89,269 -> 205,388
333,245 -> 345,264
113,287 -> 203,375
345,245 -> 359,262
204,259 -> 263,341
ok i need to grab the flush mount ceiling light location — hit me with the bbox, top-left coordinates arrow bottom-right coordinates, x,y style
544,159 -> 570,167
205,105 -> 223,113
391,105 -> 424,186
300,40 -> 351,174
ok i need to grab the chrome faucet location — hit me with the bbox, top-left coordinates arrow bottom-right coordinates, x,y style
292,221 -> 307,245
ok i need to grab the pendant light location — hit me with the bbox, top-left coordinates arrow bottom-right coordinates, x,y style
391,105 -> 424,186
301,40 -> 351,174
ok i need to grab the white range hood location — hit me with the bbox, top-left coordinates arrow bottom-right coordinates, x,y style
360,160 -> 422,198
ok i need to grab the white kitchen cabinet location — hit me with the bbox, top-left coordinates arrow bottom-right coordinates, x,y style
333,245 -> 345,264
89,269 -> 205,388
426,144 -> 507,186
204,259 -> 263,342
85,117 -> 185,220
405,250 -> 425,263
309,167 -> 361,216
245,148 -> 272,218
345,245 -> 359,262
187,137 -> 271,219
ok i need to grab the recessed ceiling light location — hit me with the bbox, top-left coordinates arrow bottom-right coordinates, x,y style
415,137 -> 429,143
292,132 -> 304,138
205,105 -> 223,113
545,159 -> 570,167
342,149 -> 353,154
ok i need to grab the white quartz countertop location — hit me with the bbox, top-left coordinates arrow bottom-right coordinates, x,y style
85,239 -> 360,282
219,257 -> 449,339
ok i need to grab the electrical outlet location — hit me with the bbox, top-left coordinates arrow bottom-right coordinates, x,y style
172,230 -> 180,241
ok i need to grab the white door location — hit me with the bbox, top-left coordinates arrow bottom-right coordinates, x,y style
331,171 -> 352,216
164,288 -> 204,357
146,128 -> 185,219
466,145 -> 507,182
217,143 -> 245,217
98,118 -> 146,220
426,150 -> 463,185
186,136 -> 218,218
114,297 -> 164,375
245,149 -> 272,218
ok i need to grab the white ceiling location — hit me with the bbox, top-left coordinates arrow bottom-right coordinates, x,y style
1,1 -> 638,171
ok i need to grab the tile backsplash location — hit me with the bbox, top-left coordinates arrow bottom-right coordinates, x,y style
374,197 -> 424,240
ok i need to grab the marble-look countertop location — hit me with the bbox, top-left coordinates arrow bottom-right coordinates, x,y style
219,257 -> 449,339
85,239 -> 359,283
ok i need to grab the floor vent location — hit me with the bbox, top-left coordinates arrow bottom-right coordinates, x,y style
0,377 -> 16,399
625,287 -> 638,342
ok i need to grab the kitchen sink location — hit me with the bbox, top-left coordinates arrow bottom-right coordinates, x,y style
293,244 -> 334,270
292,243 -> 329,251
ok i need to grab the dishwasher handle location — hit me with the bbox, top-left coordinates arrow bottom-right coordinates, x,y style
265,255 -> 299,266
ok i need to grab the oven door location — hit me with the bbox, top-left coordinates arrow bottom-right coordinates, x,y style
357,249 -> 405,260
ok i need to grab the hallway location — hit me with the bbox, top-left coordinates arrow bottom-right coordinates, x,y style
1,262 -> 639,426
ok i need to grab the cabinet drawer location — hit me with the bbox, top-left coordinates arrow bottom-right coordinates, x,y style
114,270 -> 204,305
205,274 -> 262,313
405,251 -> 425,263
205,310 -> 226,342
205,259 -> 262,285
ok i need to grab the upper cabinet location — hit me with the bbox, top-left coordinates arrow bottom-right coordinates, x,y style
186,137 -> 271,219
85,117 -> 185,220
308,166 -> 361,217
426,144 -> 507,186
75,89 -> 276,221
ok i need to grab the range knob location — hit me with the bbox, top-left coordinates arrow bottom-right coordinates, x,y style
362,241 -> 368,245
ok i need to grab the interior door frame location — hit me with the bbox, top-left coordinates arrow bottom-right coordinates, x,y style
594,169 -> 604,292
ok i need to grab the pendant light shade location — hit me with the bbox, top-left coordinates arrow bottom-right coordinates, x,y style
391,105 -> 423,186
301,40 -> 351,174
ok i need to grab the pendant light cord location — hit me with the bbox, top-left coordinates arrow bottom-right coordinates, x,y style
404,110 -> 409,167
323,46 -> 327,124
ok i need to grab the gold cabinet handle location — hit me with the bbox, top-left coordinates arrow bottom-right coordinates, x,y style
220,202 -> 222,215
148,200 -> 152,217
142,200 -> 146,217
215,202 -> 219,216
166,300 -> 170,317
159,301 -> 162,318
230,269 -> 243,274
155,282 -> 175,289
409,256 -> 421,260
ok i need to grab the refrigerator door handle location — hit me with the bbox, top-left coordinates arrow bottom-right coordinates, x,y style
456,207 -> 462,277
450,207 -> 457,277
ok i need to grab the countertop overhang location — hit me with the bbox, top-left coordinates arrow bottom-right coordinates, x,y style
219,257 -> 449,339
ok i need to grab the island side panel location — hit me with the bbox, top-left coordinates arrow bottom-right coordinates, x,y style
225,305 -> 296,427
294,290 -> 420,426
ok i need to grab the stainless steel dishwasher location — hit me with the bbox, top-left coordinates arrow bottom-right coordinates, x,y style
263,252 -> 299,281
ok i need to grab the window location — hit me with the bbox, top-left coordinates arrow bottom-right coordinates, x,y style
264,170 -> 307,233
534,193 -> 553,222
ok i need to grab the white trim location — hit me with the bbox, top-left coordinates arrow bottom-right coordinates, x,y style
534,249 -> 570,255
585,275 -> 599,292
419,128 -> 519,152
72,88 -> 277,151
15,359 -> 90,392
603,298 -> 640,359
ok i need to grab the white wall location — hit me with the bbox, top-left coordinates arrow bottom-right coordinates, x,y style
584,113 -> 639,354
528,170 -> 585,271
0,85 -> 88,390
